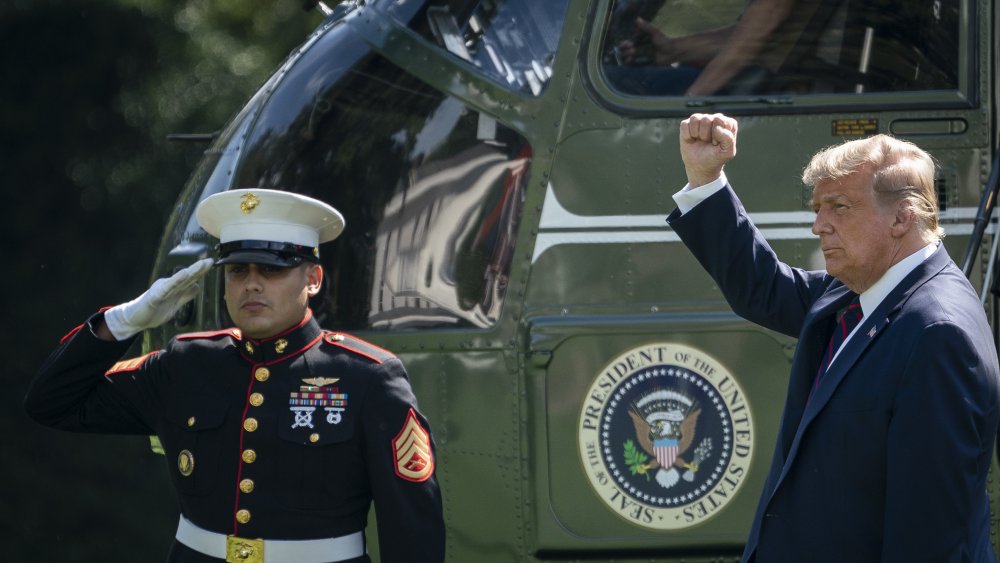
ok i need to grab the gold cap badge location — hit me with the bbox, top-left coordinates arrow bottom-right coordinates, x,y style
239,193 -> 261,215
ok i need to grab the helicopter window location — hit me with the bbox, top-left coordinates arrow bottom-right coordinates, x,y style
408,0 -> 572,96
600,0 -> 961,97
227,30 -> 530,331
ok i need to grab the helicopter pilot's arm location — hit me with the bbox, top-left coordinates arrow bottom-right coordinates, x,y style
24,260 -> 212,434
617,18 -> 732,68
666,113 -> 830,336
686,0 -> 797,96
619,0 -> 796,95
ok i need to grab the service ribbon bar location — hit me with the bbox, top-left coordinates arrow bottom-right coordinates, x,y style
288,392 -> 348,407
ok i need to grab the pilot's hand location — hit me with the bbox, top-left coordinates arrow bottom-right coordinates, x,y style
679,113 -> 738,187
617,18 -> 676,65
103,258 -> 214,341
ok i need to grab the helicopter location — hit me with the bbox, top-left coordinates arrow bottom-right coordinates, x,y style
144,0 -> 1000,560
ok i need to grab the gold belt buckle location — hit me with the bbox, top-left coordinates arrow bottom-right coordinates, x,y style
226,535 -> 264,563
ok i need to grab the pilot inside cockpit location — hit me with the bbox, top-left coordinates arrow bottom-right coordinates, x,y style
603,0 -> 958,97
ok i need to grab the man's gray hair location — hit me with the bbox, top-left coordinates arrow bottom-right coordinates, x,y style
802,134 -> 943,241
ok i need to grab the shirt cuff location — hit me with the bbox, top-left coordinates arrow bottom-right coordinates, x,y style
671,172 -> 728,215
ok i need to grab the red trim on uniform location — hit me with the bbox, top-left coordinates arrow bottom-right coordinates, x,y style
233,362 -> 258,536
239,310 -> 311,353
260,333 -> 325,367
230,330 -> 325,535
59,324 -> 85,345
256,308 -> 313,344
105,351 -> 160,376
355,335 -> 394,358
323,333 -> 395,364
177,328 -> 242,341
61,306 -> 116,343
230,313 -> 323,534
392,408 -> 434,483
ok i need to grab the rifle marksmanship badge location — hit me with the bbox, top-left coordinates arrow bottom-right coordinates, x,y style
578,343 -> 754,530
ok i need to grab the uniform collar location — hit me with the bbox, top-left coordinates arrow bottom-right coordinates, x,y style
237,309 -> 323,365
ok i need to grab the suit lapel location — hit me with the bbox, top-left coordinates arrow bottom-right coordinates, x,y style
773,245 -> 952,494
799,312 -> 887,420
776,285 -> 855,458
804,247 -> 949,419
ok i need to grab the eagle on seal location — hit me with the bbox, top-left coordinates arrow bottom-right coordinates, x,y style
628,391 -> 702,489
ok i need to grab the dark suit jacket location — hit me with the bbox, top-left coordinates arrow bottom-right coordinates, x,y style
668,186 -> 1000,562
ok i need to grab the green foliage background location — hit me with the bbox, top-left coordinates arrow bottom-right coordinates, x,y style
1,1 -> 323,559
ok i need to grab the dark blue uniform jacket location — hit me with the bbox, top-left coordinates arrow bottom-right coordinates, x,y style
26,310 -> 445,562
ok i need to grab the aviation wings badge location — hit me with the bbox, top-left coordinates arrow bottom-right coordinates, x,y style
301,376 -> 339,387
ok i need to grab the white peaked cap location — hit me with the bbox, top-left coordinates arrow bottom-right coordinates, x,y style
196,189 -> 345,247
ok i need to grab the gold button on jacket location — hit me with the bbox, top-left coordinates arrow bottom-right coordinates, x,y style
243,418 -> 258,432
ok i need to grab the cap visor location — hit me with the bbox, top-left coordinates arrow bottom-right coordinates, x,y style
215,250 -> 301,268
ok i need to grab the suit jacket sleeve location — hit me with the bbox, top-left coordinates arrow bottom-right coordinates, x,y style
25,312 -> 160,435
881,320 -> 998,561
667,185 -> 832,337
362,358 -> 445,562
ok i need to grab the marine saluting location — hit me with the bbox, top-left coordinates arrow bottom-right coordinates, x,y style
25,189 -> 445,562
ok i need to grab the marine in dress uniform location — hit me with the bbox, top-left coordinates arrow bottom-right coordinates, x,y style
25,189 -> 445,563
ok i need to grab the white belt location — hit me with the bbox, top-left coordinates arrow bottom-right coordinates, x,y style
175,515 -> 365,563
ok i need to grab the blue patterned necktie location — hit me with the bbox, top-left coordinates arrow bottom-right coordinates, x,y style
812,296 -> 863,396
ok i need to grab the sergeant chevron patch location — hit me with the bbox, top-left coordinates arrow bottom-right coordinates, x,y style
393,408 -> 434,482
105,351 -> 160,375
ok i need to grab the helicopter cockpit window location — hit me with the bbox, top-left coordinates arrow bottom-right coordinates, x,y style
601,0 -> 960,97
229,25 -> 530,331
407,0 -> 571,96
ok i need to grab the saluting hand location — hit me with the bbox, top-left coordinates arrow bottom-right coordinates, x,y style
679,113 -> 738,188
103,258 -> 214,341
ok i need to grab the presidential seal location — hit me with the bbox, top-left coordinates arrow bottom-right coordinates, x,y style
578,343 -> 754,530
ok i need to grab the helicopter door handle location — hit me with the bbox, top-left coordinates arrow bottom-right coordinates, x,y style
889,118 -> 968,136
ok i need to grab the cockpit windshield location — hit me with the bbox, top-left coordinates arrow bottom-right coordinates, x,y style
402,0 -> 572,96
213,19 -> 532,331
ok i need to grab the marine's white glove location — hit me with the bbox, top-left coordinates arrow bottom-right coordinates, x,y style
103,258 -> 214,341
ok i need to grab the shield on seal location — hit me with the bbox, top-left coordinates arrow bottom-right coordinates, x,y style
653,438 -> 679,468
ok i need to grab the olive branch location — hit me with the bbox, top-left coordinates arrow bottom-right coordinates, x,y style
624,439 -> 652,481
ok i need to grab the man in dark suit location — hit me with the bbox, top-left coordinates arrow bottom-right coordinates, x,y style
667,113 -> 1000,562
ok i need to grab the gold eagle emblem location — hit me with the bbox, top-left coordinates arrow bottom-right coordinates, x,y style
239,192 -> 261,214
